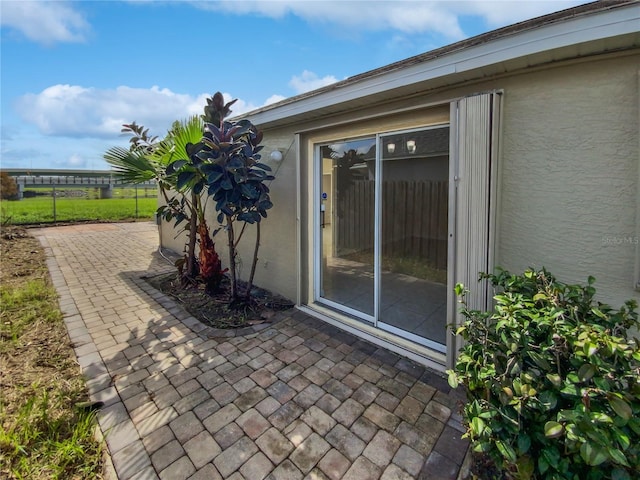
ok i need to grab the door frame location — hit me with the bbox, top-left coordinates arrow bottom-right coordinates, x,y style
313,139 -> 377,324
312,125 -> 453,354
298,92 -> 501,370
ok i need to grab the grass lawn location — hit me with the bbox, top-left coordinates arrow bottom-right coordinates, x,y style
1,196 -> 157,225
0,228 -> 104,479
341,249 -> 448,284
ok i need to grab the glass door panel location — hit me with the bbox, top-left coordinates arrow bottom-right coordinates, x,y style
319,138 -> 376,318
315,127 -> 450,351
379,127 -> 450,349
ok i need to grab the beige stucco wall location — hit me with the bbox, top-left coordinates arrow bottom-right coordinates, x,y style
158,192 -> 184,256
157,135 -> 300,302
495,54 -> 639,309
234,131 -> 300,302
160,51 -> 640,314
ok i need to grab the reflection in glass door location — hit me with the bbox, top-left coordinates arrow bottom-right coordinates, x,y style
316,126 -> 450,352
318,138 -> 376,318
378,127 -> 449,351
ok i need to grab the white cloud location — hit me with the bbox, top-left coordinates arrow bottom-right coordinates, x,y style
264,94 -> 287,106
194,1 -> 465,39
289,71 -> 338,95
460,1 -> 587,27
190,1 -> 588,40
218,94 -> 261,118
0,1 -> 90,45
63,154 -> 88,168
17,85 -> 216,138
0,146 -> 44,168
14,84 -> 285,139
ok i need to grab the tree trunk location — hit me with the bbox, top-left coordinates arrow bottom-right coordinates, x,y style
246,222 -> 260,300
186,192 -> 198,278
226,214 -> 237,300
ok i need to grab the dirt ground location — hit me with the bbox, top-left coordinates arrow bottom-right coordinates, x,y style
148,271 -> 294,330
0,227 -> 47,288
0,227 -> 88,419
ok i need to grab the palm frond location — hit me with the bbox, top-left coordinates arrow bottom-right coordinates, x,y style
104,146 -> 163,184
154,115 -> 204,164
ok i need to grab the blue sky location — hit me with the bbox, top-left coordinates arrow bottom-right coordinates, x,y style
1,0 -> 588,171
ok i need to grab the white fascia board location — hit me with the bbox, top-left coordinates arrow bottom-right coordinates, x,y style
251,5 -> 639,126
456,11 -> 640,72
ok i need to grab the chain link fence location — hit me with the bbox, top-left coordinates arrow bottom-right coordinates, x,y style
1,186 -> 159,225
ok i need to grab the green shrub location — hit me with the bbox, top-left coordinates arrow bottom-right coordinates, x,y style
448,268 -> 640,480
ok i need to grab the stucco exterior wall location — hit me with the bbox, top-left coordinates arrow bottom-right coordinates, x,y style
160,51 -> 640,316
495,54 -> 639,309
156,132 -> 300,302
234,130 -> 300,302
158,191 -> 188,256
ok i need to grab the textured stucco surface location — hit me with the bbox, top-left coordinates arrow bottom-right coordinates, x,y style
158,131 -> 301,303
496,55 -> 639,309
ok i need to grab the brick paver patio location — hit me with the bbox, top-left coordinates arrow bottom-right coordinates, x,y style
33,222 -> 470,480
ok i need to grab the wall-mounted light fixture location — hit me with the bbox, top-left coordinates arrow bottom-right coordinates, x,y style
269,150 -> 283,162
406,140 -> 416,154
387,143 -> 396,154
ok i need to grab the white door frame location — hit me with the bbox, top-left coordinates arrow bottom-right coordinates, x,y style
302,91 -> 502,370
313,125 -> 452,354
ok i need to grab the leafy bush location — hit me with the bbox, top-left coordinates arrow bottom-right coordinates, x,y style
167,92 -> 274,301
105,92 -> 275,300
448,268 -> 640,480
1,172 -> 19,200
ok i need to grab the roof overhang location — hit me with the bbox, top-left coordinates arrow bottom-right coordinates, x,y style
241,1 -> 640,130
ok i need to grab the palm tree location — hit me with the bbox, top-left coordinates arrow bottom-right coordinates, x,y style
104,116 -> 205,279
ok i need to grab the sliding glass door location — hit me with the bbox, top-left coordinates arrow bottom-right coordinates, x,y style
312,93 -> 500,364
318,138 -> 376,319
378,128 -> 449,351
316,127 -> 450,350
